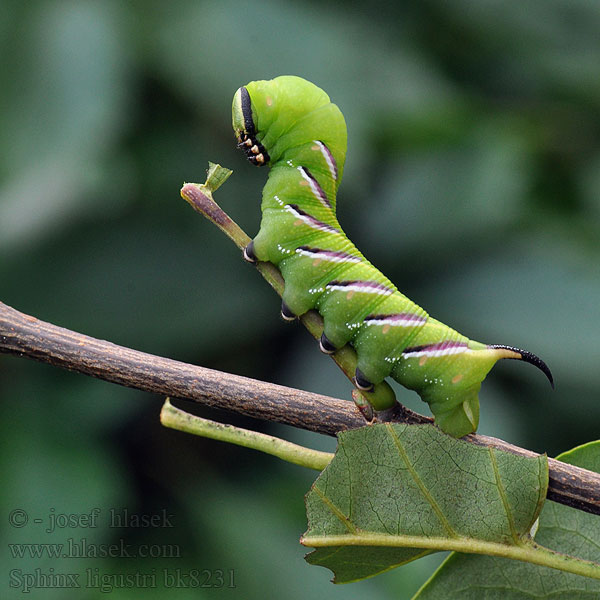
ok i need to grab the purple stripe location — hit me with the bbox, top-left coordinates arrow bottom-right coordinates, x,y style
402,341 -> 469,358
285,204 -> 339,234
296,246 -> 361,264
326,280 -> 394,296
298,167 -> 331,209
314,140 -> 338,181
364,313 -> 427,325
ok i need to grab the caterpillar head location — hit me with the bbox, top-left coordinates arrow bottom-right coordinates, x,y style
232,76 -> 347,178
232,86 -> 270,167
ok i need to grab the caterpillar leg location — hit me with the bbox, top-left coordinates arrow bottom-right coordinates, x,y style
243,240 -> 257,264
392,341 -> 491,437
357,379 -> 397,412
280,301 -> 297,321
319,332 -> 337,354
351,389 -> 374,422
354,367 -> 374,392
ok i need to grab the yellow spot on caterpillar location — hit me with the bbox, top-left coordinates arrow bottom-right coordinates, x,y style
419,356 -> 428,367
346,291 -> 355,300
266,96 -> 273,107
299,180 -> 309,186
312,258 -> 322,267
311,144 -> 319,151
294,219 -> 303,226
452,374 -> 464,384
382,325 -> 390,334
256,154 -> 265,164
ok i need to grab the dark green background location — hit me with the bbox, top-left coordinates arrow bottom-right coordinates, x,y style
1,1 -> 598,598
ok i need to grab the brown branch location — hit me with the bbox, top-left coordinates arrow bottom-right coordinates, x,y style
1,300 -> 599,516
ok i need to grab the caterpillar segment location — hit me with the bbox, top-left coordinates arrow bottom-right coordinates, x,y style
232,75 -> 553,437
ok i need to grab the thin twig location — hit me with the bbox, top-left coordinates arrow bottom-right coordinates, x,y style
160,399 -> 333,470
0,299 -> 599,515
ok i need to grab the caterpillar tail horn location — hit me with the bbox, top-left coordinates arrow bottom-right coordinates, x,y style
489,344 -> 554,389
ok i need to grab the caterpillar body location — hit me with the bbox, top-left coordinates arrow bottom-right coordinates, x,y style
232,75 -> 553,438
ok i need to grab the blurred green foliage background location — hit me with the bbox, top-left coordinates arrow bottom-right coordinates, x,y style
1,1 -> 599,598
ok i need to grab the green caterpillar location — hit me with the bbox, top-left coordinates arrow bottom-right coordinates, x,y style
232,75 -> 553,438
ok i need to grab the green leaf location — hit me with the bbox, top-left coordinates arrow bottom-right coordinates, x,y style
414,441 -> 600,599
557,440 -> 600,473
302,424 -> 548,583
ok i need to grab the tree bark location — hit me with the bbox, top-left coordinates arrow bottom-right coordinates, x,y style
1,300 -> 599,516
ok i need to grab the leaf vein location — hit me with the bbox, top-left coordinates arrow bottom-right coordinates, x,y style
385,424 -> 458,538
312,484 -> 358,534
488,447 -> 521,545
